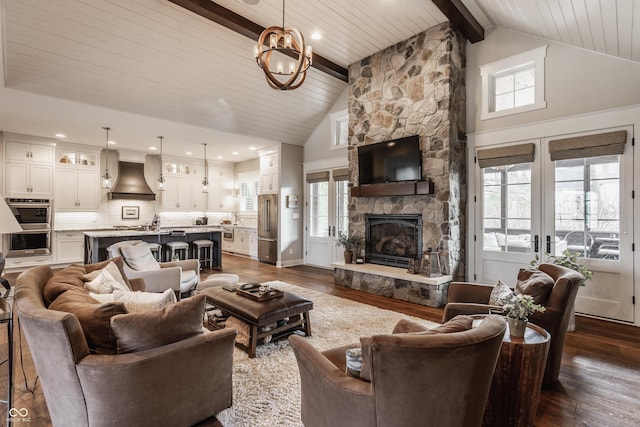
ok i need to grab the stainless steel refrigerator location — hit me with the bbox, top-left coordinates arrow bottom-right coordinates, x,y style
258,194 -> 278,264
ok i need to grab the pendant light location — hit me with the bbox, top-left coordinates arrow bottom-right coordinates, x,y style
157,136 -> 166,192
253,0 -> 312,90
201,143 -> 209,193
101,127 -> 113,189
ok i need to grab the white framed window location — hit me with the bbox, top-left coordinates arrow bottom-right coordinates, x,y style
330,109 -> 348,150
237,172 -> 259,212
480,46 -> 547,120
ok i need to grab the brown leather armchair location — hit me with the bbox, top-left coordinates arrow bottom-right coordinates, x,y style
289,316 -> 506,427
443,263 -> 583,385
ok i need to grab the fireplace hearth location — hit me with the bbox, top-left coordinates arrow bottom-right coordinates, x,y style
365,214 -> 422,268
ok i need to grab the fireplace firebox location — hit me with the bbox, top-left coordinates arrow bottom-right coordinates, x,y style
365,214 -> 422,268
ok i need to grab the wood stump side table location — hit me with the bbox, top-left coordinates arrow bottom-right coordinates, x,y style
478,317 -> 551,427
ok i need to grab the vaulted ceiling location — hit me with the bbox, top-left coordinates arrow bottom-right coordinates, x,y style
0,0 -> 637,161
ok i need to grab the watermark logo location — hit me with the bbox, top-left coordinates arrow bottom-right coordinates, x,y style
8,407 -> 31,423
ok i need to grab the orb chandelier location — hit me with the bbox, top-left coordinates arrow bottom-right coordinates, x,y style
253,0 -> 312,90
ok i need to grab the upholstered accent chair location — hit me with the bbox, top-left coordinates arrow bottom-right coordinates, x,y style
443,263 -> 583,385
289,315 -> 507,427
15,264 -> 236,427
107,240 -> 199,297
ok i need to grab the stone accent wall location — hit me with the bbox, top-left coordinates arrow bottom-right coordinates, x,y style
347,22 -> 467,280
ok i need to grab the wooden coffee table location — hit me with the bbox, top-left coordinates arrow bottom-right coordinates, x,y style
201,286 -> 313,358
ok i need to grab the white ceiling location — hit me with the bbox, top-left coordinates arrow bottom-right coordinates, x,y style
1,0 -> 637,162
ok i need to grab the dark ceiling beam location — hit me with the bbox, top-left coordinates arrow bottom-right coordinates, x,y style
167,0 -> 349,82
431,0 -> 484,43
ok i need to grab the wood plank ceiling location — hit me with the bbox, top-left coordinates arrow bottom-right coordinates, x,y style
1,0 -> 637,158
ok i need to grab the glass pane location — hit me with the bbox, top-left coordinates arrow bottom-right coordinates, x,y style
514,68 -> 535,89
494,74 -> 514,95
309,182 -> 329,237
482,164 -> 532,252
335,181 -> 349,235
495,93 -> 514,111
555,155 -> 620,260
514,86 -> 535,107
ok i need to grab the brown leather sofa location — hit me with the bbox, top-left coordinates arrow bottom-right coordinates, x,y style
443,263 -> 583,385
15,262 -> 236,426
289,315 -> 506,427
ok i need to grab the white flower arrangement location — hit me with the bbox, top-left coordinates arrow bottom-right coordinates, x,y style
502,293 -> 546,320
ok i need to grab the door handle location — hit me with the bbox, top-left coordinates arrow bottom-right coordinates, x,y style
332,225 -> 336,237
533,235 -> 539,253
546,235 -> 551,254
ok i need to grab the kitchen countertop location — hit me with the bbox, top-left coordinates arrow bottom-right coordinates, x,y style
83,226 -> 224,238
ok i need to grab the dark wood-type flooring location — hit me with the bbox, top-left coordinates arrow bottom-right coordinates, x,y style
2,254 -> 639,426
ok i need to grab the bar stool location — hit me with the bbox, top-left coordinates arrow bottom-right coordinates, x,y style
166,241 -> 189,261
146,242 -> 162,262
192,239 -> 215,270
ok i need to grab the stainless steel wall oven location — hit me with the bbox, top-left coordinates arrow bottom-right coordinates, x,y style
5,198 -> 52,257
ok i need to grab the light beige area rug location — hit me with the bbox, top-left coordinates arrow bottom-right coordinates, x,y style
215,281 -> 438,427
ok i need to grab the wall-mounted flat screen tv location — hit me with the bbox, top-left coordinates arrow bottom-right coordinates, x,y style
358,135 -> 422,185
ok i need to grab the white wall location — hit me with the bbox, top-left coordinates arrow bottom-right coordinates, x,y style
466,28 -> 640,134
303,88 -> 349,163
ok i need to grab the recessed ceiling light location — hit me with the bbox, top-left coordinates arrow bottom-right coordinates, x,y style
311,32 -> 322,41
232,151 -> 239,155
217,155 -> 224,160
249,146 -> 257,151
186,151 -> 193,155
55,133 -> 66,138
149,146 -> 157,151
108,140 -> 116,145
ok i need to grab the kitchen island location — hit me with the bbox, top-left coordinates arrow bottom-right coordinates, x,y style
84,227 -> 222,269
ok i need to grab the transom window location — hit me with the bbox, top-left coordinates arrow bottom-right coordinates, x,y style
480,46 -> 547,120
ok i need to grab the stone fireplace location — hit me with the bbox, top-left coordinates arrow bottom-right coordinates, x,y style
333,22 -> 465,307
347,21 -> 467,280
365,214 -> 422,268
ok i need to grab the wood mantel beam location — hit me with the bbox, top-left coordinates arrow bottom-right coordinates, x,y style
167,0 -> 349,82
431,0 -> 484,43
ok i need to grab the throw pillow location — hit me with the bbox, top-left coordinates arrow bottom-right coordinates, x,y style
515,267 -> 555,305
89,293 -> 116,304
49,287 -> 128,354
488,280 -> 514,306
83,261 -> 131,292
43,264 -> 87,306
83,257 -> 132,290
110,294 -> 205,354
112,289 -> 177,313
83,268 -> 129,294
120,243 -> 161,271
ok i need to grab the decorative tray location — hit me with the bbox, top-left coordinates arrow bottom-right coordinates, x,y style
236,283 -> 284,301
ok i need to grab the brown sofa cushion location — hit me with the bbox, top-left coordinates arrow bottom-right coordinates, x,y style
360,315 -> 473,382
515,267 -> 555,305
110,295 -> 205,354
48,287 -> 128,354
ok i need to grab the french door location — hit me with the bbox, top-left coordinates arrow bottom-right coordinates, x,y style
305,168 -> 349,268
475,127 -> 634,323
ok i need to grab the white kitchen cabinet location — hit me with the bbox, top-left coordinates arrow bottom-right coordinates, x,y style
55,231 -> 85,264
235,229 -> 251,255
160,158 -> 207,211
6,141 -> 54,164
259,151 -> 279,194
249,229 -> 258,257
161,175 -> 207,211
222,238 -> 235,252
55,146 -> 101,211
208,164 -> 234,210
5,162 -> 53,198
55,167 -> 100,211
